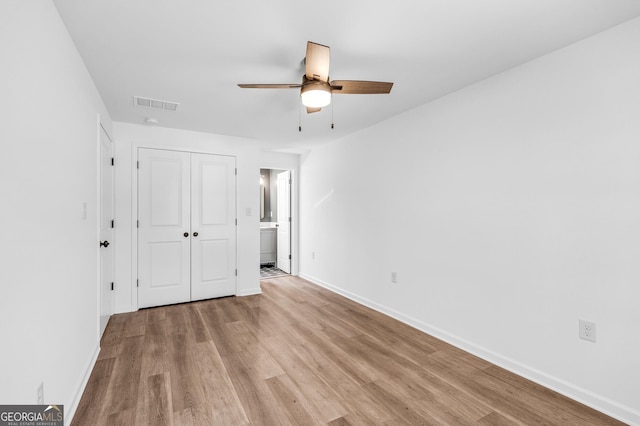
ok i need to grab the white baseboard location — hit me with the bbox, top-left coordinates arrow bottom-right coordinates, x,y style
237,287 -> 262,297
114,304 -> 133,314
115,289 -> 264,311
66,344 -> 100,426
299,273 -> 640,426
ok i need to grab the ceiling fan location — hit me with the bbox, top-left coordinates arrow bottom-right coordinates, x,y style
238,41 -> 393,114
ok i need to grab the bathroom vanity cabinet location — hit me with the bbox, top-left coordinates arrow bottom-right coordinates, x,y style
260,226 -> 277,265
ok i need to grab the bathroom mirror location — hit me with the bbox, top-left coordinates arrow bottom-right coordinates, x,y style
260,184 -> 265,219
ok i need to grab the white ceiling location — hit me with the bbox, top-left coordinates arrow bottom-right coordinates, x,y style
53,0 -> 640,153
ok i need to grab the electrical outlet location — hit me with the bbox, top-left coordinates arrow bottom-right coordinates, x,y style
391,272 -> 397,283
37,382 -> 44,404
579,319 -> 596,342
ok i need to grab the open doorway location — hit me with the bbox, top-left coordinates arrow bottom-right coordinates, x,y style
260,168 -> 291,279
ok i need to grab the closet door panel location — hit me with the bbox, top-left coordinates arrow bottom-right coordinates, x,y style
138,148 -> 191,308
191,153 -> 237,301
199,239 -> 229,281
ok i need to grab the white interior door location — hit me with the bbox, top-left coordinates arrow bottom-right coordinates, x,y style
277,170 -> 291,273
138,149 -> 191,308
99,125 -> 114,337
190,153 -> 236,300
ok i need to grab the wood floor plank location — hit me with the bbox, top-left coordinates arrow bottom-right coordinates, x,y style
286,339 -> 363,397
186,304 -> 211,343
133,317 -> 170,424
360,380 -> 438,425
104,335 -> 144,416
259,287 -> 380,385
166,334 -> 196,413
98,315 -> 126,359
70,357 -> 115,425
147,373 -> 173,426
196,303 -> 246,356
122,309 -> 147,338
263,282 -> 361,340
106,408 -> 135,425
73,276 -> 625,426
219,351 -> 285,425
472,368 -> 592,425
424,359 -> 563,425
172,408 -> 194,426
319,301 -> 441,361
478,410 -> 527,425
332,383 -> 397,424
194,340 -> 249,424
482,365 -> 624,426
265,374 -> 321,425
331,333 -> 433,401
326,416 -> 352,426
405,371 -> 493,423
260,335 -> 348,422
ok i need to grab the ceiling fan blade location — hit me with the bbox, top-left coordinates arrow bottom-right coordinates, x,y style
306,106 -> 322,114
238,84 -> 302,89
330,80 -> 393,94
305,41 -> 330,82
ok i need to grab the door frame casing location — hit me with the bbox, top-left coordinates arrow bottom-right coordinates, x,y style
97,115 -> 114,339
259,167 -> 297,277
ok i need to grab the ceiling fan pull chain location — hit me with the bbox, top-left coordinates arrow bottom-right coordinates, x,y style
298,102 -> 302,132
331,93 -> 334,129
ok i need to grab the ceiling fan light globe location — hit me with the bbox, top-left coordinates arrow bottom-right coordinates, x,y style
301,87 -> 331,108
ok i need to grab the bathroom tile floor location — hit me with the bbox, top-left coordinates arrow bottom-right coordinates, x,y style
260,264 -> 288,279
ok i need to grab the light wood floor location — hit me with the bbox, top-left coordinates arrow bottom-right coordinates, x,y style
72,276 -> 623,425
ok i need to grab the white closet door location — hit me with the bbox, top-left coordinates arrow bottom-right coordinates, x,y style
138,149 -> 191,308
190,153 -> 236,300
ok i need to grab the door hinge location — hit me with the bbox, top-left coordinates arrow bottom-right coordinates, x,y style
137,161 -> 139,169
289,178 -> 292,184
137,220 -> 139,228
289,217 -> 291,222
110,282 -> 114,291
235,218 -> 237,226
111,219 -> 114,228
111,157 -> 115,166
136,279 -> 139,287
288,254 -> 291,260
235,269 -> 238,276
235,168 -> 237,175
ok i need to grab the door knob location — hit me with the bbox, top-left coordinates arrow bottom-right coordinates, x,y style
193,232 -> 199,237
183,232 -> 189,238
100,240 -> 110,248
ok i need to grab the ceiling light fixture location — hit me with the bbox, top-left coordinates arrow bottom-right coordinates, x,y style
300,81 -> 331,108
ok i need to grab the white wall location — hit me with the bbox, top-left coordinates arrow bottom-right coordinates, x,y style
299,17 -> 640,424
0,0 -> 112,420
112,123 -> 299,312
